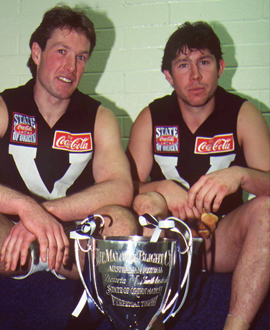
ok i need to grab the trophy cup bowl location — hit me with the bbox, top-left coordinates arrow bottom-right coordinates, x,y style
90,236 -> 177,330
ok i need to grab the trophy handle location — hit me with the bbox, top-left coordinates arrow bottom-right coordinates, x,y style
138,214 -> 193,322
70,215 -> 105,317
74,239 -> 104,314
162,218 -> 193,320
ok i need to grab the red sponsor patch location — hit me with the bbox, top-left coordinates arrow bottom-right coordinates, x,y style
15,124 -> 36,135
195,134 -> 234,154
157,135 -> 178,145
53,131 -> 92,152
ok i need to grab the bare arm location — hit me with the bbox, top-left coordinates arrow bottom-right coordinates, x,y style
188,101 -> 270,213
127,106 -> 154,184
237,102 -> 270,195
0,96 -> 8,138
44,105 -> 133,221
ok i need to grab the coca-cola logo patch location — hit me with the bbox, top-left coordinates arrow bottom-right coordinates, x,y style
52,131 -> 92,152
155,126 -> 179,153
11,112 -> 37,145
195,133 -> 234,154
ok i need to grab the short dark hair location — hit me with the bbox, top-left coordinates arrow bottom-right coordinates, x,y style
161,21 -> 223,73
27,4 -> 96,77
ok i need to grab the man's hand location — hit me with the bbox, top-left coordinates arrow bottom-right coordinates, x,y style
17,201 -> 70,272
0,185 -> 70,273
1,205 -> 69,273
0,221 -> 36,271
158,180 -> 200,222
188,167 -> 242,213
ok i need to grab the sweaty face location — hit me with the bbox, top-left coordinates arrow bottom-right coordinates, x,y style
32,28 -> 90,101
164,49 -> 225,110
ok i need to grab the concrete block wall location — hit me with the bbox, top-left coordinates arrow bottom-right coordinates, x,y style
0,0 -> 269,149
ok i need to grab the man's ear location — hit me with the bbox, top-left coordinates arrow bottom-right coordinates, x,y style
31,42 -> 41,66
163,70 -> 174,87
218,59 -> 226,78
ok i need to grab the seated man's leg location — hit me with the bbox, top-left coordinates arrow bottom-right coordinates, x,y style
205,196 -> 270,329
133,192 -> 170,236
133,192 -> 169,219
133,192 -> 270,329
96,204 -> 139,237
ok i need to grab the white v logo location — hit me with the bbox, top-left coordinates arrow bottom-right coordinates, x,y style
154,154 -> 236,190
9,144 -> 92,200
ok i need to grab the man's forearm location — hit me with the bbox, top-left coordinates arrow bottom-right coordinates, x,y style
138,181 -> 164,194
138,179 -> 182,196
241,168 -> 270,197
43,179 -> 133,221
0,184 -> 38,219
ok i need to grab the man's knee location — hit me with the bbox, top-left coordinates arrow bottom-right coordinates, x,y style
95,204 -> 139,236
132,192 -> 168,218
245,196 -> 270,229
133,193 -> 150,215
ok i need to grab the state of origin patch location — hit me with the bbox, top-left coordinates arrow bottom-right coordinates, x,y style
155,125 -> 179,153
10,112 -> 37,145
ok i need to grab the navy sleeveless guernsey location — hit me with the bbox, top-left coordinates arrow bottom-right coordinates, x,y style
0,79 -> 100,210
149,86 -> 247,217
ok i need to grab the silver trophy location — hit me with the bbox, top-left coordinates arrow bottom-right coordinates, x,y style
71,214 -> 193,330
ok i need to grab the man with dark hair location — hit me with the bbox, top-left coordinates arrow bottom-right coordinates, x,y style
0,4 -> 137,280
161,22 -> 223,73
127,21 -> 270,329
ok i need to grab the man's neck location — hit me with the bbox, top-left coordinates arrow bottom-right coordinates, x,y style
178,98 -> 215,134
33,84 -> 70,128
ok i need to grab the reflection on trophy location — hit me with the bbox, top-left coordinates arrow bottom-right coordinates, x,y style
70,213 -> 193,330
